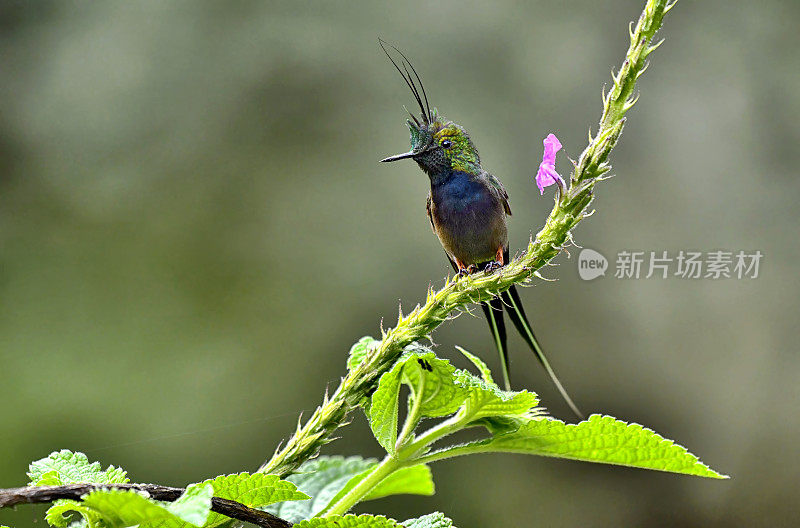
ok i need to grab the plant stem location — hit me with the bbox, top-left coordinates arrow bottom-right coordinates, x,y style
413,442 -> 493,467
398,414 -> 469,461
259,0 -> 675,479
323,456 -> 402,517
395,374 -> 426,451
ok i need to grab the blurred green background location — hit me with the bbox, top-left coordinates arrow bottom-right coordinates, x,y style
1,1 -> 798,526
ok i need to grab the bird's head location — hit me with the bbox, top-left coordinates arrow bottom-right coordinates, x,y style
379,40 -> 481,176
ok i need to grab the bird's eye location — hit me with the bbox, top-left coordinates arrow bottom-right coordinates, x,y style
441,139 -> 452,149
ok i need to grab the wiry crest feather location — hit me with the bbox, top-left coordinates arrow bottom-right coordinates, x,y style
402,105 -> 421,127
379,38 -> 432,125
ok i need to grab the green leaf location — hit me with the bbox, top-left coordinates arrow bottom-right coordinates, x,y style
44,500 -> 101,528
80,483 -> 213,528
266,457 -> 434,523
455,370 -> 539,422
401,352 -> 468,418
28,450 -> 128,486
368,360 -> 404,452
347,336 -> 379,371
35,471 -> 64,487
403,512 -> 456,528
455,346 -> 493,384
196,473 -> 308,528
466,415 -> 528,436
368,345 -> 541,453
266,456 -> 375,523
365,464 -> 434,500
201,472 -> 308,505
367,347 -> 469,452
294,514 -> 401,528
451,347 -> 540,423
320,463 -> 434,516
480,414 -> 728,478
28,450 -> 130,528
159,483 -> 214,527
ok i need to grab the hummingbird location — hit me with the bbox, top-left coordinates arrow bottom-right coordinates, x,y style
379,40 -> 582,419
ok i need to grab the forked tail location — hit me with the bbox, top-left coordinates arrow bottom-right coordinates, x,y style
498,285 -> 584,419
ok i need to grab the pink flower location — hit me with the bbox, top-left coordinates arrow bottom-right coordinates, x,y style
536,133 -> 565,195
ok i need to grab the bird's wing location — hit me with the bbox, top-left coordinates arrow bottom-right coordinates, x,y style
482,170 -> 512,216
425,193 -> 436,233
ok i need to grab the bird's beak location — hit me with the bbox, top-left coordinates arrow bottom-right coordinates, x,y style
380,150 -> 417,163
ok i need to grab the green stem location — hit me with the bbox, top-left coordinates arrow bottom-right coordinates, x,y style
324,456 -> 402,517
395,374 -> 426,451
398,413 -> 468,461
327,413 -> 474,516
259,0 -> 675,479
413,442 -> 493,467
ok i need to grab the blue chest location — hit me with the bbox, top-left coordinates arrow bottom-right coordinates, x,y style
428,170 -> 507,265
431,171 -> 492,214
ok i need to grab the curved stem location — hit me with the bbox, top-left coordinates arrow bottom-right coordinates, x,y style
327,413 -> 474,516
413,443 -> 493,467
323,456 -> 402,517
397,414 -> 469,462
395,374 -> 426,451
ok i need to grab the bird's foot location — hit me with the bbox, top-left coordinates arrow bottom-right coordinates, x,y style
483,260 -> 503,273
456,264 -> 479,278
